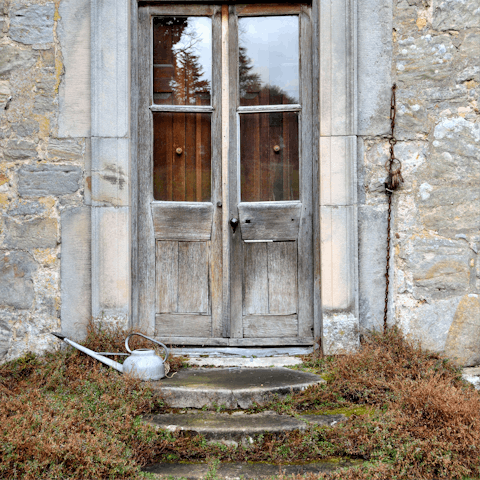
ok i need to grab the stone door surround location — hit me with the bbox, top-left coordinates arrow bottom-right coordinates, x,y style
78,0 -> 359,353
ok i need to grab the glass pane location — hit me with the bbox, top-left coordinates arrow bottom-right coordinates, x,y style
239,16 -> 299,106
153,112 -> 211,201
153,17 -> 212,105
241,112 -> 299,202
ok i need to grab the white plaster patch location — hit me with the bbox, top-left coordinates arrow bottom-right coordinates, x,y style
434,116 -> 480,142
419,182 -> 433,200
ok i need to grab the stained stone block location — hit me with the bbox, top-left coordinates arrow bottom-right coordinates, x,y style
3,139 -> 37,161
17,165 -> 82,197
47,138 -> 84,161
10,3 -> 55,45
0,44 -> 37,75
4,217 -> 58,249
0,251 -> 38,309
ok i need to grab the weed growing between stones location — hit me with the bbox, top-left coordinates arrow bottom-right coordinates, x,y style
1,326 -> 480,479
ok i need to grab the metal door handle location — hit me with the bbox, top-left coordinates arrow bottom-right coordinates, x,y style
230,217 -> 238,234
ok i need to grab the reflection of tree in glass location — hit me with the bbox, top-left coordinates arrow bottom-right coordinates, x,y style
171,20 -> 210,105
238,38 -> 296,105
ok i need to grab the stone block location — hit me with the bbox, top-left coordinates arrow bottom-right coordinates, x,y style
396,35 -> 456,86
0,321 -> 12,360
4,217 -> 58,249
58,0 -> 91,138
91,0 -> 129,138
8,200 -> 47,216
320,136 -> 356,206
401,237 -> 472,301
61,207 -> 91,341
11,120 -> 39,138
322,313 -> 359,354
357,0 -> 392,136
9,3 -> 55,45
318,0 -> 357,136
320,205 -> 357,312
0,80 -> 10,111
33,94 -> 54,115
47,138 -> 84,161
358,205 -> 390,331
3,139 -> 37,161
0,44 -> 37,75
91,137 -> 129,206
402,296 -> 461,353
92,207 -> 130,317
433,0 -> 480,31
445,294 -> 480,366
0,251 -> 37,309
17,165 -> 82,197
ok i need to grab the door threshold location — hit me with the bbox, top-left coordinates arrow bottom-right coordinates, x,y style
169,346 -> 314,358
155,337 -> 316,348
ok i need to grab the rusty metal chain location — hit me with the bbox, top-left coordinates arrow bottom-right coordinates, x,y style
384,84 -> 403,333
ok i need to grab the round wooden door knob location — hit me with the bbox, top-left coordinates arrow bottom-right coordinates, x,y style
176,147 -> 183,155
273,145 -> 281,153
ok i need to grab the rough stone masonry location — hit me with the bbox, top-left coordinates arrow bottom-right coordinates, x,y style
0,0 -> 479,365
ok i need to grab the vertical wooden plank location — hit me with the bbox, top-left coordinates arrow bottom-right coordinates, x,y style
211,5 -> 224,337
196,98 -> 203,202
137,6 -> 157,334
166,113 -> 173,200
173,112 -> 186,201
297,6 -> 314,338
283,110 -> 290,200
243,242 -> 269,315
260,111 -> 270,201
270,112 -> 283,201
253,110 -> 261,200
156,241 -> 178,313
228,5 -> 244,338
177,242 -> 209,314
185,113 -> 196,201
268,241 -> 297,315
201,113 -> 212,201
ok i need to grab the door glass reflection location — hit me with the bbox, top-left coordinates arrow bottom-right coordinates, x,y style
153,17 -> 212,105
153,112 -> 212,201
241,112 -> 299,202
239,16 -> 299,106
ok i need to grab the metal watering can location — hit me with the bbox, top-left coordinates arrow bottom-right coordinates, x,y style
51,332 -> 169,381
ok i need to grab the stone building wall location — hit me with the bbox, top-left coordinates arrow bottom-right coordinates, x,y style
0,0 -> 88,361
358,0 -> 479,365
0,0 -> 478,364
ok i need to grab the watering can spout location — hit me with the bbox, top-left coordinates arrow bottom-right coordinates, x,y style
51,332 -> 124,373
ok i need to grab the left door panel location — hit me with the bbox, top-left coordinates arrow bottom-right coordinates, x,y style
137,5 -> 223,341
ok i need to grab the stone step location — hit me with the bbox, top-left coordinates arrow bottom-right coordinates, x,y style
143,460 -> 357,479
151,367 -> 324,409
144,411 -> 347,443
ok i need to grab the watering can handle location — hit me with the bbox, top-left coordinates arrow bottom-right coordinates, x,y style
125,333 -> 169,363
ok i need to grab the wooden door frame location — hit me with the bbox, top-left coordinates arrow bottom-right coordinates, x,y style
134,1 -> 320,346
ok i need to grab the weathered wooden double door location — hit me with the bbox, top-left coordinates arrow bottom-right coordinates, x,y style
137,3 -> 314,346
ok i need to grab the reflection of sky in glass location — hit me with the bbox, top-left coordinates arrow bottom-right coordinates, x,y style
239,16 -> 299,102
173,17 -> 212,86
